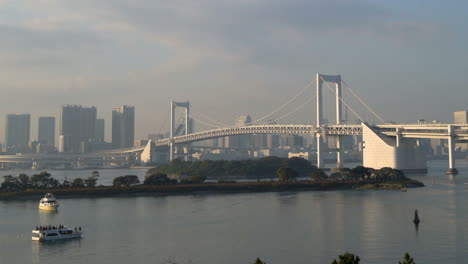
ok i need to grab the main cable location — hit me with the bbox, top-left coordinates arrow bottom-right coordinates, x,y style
342,80 -> 385,123
248,77 -> 316,125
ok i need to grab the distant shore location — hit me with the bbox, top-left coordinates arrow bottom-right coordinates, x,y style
0,179 -> 424,201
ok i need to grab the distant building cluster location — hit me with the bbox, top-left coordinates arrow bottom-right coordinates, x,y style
2,108 -> 468,168
2,105 -> 135,154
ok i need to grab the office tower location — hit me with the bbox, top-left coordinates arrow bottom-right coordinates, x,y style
454,111 -> 468,151
112,105 -> 135,149
266,134 -> 280,149
5,114 -> 30,153
253,134 -> 268,149
95,119 -> 105,142
38,117 -> 55,146
59,105 -> 97,153
280,134 -> 304,147
454,111 -> 468,124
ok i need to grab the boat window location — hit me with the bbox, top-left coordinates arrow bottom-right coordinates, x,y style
46,233 -> 58,236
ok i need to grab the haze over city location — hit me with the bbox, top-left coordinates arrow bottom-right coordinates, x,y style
1,0 -> 467,141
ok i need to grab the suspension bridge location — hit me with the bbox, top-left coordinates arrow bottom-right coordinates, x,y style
134,73 -> 468,174
2,74 -> 467,174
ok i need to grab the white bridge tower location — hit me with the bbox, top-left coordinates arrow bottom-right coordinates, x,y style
316,74 -> 343,169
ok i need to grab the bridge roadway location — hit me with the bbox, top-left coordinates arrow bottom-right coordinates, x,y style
1,123 -> 468,163
154,123 -> 468,147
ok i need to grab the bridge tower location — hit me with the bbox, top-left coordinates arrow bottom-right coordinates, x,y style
316,74 -> 342,169
170,101 -> 191,162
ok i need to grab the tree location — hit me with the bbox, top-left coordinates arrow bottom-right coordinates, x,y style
180,175 -> 207,184
71,178 -> 85,188
92,170 -> 100,178
84,171 -> 99,188
17,173 -> 30,189
398,253 -> 415,264
253,258 -> 266,264
113,175 -> 140,187
331,252 -> 360,264
144,172 -> 177,185
311,169 -> 327,181
1,175 -> 19,192
30,171 -> 58,188
276,167 -> 298,182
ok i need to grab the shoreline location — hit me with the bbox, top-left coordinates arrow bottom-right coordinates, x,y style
0,180 -> 424,201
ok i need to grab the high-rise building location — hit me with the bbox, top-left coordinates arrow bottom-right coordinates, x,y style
5,114 -> 30,153
266,134 -> 280,149
280,134 -> 304,148
95,119 -> 105,142
454,111 -> 468,124
59,105 -> 97,153
454,111 -> 468,151
38,117 -> 55,146
112,105 -> 135,149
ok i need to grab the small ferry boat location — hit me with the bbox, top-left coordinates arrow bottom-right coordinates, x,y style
32,225 -> 82,241
39,193 -> 59,211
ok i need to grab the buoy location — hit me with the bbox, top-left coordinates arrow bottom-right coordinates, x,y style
413,210 -> 420,225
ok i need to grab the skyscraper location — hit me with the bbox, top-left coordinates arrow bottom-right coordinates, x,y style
59,105 -> 97,153
454,111 -> 468,124
95,119 -> 105,142
38,117 -> 55,146
112,105 -> 135,149
5,114 -> 30,153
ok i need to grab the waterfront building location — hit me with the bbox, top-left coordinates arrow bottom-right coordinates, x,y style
5,114 -> 30,153
454,111 -> 468,124
95,119 -> 105,142
266,134 -> 280,149
59,105 -> 97,153
38,117 -> 55,147
454,111 -> 468,151
280,134 -> 304,147
112,105 -> 135,149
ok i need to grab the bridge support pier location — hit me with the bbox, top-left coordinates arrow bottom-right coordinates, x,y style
316,134 -> 323,169
336,136 -> 342,168
447,125 -> 458,175
169,142 -> 174,162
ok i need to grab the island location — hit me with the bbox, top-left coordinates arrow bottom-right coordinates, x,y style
0,157 -> 424,200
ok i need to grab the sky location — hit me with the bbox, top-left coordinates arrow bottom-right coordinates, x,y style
0,0 -> 467,141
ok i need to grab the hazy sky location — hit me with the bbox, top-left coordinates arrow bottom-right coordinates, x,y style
1,0 -> 467,141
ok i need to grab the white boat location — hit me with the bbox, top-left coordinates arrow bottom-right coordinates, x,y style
32,226 -> 82,241
39,193 -> 59,211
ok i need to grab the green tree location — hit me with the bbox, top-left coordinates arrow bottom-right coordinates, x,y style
71,178 -> 85,188
144,172 -> 177,185
30,171 -> 59,189
180,175 -> 207,184
253,258 -> 266,264
331,252 -> 360,264
311,169 -> 327,181
276,167 -> 298,182
398,253 -> 415,264
17,173 -> 30,189
113,175 -> 140,187
1,175 -> 19,192
92,170 -> 99,178
84,172 -> 99,188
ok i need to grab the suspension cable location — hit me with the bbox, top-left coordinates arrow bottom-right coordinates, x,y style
342,80 -> 385,123
191,109 -> 229,127
266,96 -> 315,124
248,77 -> 316,125
320,76 -> 365,122
187,113 -> 224,128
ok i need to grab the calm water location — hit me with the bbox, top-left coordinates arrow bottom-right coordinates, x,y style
1,160 -> 468,264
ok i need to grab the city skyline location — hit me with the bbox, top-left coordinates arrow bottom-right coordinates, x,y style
0,0 -> 467,142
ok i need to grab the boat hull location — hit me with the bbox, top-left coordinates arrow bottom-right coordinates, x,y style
32,233 -> 81,241
39,204 -> 59,211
